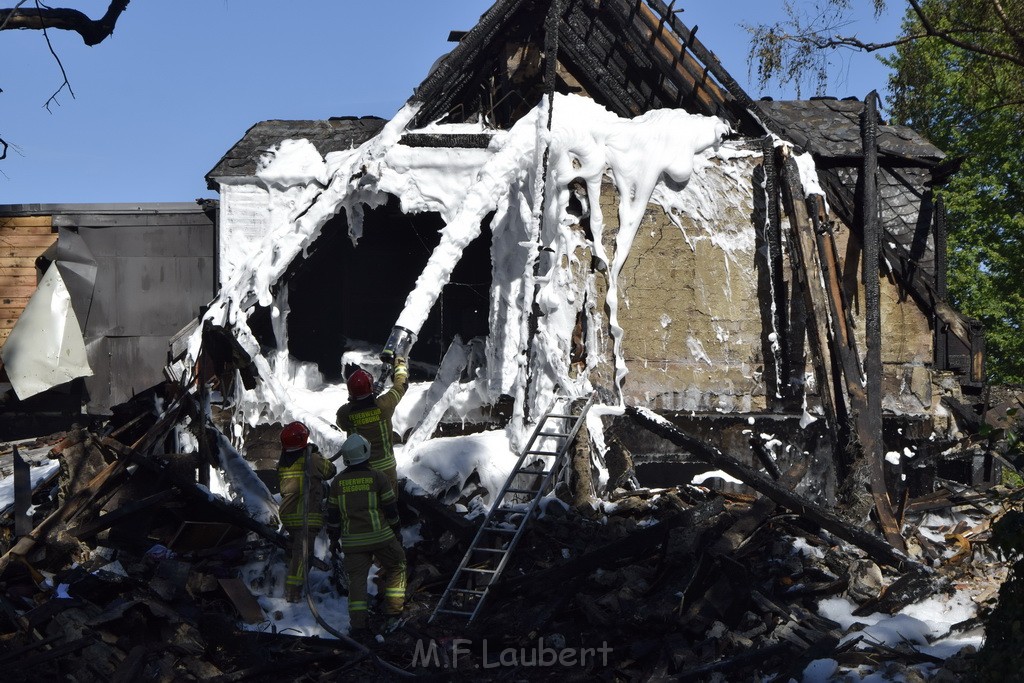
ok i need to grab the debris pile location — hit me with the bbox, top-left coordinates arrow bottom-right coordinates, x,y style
0,380 -> 1020,681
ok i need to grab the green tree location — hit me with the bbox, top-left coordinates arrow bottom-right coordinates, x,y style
886,2 -> 1024,383
749,0 -> 1024,382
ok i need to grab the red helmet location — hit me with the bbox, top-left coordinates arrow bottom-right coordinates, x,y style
280,421 -> 310,451
347,368 -> 374,400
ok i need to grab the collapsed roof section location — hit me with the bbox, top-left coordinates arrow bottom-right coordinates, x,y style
407,0 -> 762,132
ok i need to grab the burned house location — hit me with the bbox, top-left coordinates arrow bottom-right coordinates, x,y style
0,2 -> 1014,680
198,0 -> 982,506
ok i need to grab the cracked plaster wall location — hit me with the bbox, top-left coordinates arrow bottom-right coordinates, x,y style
584,153 -> 935,416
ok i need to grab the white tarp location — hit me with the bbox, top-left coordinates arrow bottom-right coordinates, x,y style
1,265 -> 92,399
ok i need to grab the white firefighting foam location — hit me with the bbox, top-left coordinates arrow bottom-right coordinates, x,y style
189,93 -> 758,479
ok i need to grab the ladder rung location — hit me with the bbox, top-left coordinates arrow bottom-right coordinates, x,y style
433,393 -> 595,625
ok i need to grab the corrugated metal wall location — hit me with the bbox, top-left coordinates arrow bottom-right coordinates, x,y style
0,215 -> 56,348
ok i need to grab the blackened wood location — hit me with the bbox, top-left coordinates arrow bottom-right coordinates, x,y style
818,169 -> 975,351
674,642 -> 794,681
399,133 -> 494,148
807,193 -> 877,528
12,445 -> 30,537
760,137 -> 787,403
777,148 -> 842,449
851,565 -> 942,616
0,456 -> 129,577
749,436 -> 783,480
399,488 -> 478,543
67,488 -> 175,540
100,438 -> 290,551
625,407 -> 914,570
559,8 -> 640,117
860,92 -> 904,550
595,0 -> 722,117
217,577 -> 266,624
6,636 -> 94,671
785,278 -> 808,405
494,498 -> 726,595
411,0 -> 531,125
644,0 -> 769,134
934,195 -> 948,300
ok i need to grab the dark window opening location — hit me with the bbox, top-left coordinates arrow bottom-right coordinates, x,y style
282,197 -> 493,380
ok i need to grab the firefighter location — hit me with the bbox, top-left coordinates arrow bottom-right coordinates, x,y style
327,434 -> 407,637
335,356 -> 409,496
277,421 -> 337,603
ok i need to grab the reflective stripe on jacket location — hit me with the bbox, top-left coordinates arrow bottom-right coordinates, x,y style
278,446 -> 336,528
327,465 -> 399,550
336,362 -> 409,475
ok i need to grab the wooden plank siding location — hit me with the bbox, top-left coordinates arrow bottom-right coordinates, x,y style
0,215 -> 56,348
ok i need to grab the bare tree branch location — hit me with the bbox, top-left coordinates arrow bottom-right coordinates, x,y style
36,0 -> 75,112
0,0 -> 130,46
0,135 -> 8,161
808,26 -> 1022,66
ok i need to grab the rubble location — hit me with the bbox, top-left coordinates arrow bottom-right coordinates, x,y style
0,378 -> 1018,681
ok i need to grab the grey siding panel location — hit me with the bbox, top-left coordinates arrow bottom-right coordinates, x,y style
88,255 -> 214,337
84,336 -> 172,413
79,222 -> 213,258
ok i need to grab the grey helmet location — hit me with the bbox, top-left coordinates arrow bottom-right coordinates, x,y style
340,434 -> 371,466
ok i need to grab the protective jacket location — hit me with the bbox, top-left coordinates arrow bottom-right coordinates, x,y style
326,463 -> 400,550
336,360 -> 408,484
277,445 -> 336,529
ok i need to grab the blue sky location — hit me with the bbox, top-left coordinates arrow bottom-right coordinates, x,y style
0,1 -> 905,205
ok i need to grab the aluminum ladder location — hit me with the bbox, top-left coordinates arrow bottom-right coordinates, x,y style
429,393 -> 596,625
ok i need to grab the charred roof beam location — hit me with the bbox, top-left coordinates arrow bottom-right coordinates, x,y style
411,0 -> 532,127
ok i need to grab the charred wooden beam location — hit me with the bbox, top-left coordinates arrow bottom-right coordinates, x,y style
410,0 -> 530,125
818,168 -> 978,357
67,488 -> 175,541
674,642 -> 794,681
100,437 -> 290,551
558,9 -> 641,117
777,147 -> 843,448
860,91 -> 904,550
399,133 -> 494,148
0,456 -> 130,578
13,445 -> 31,537
644,0 -> 770,134
749,436 -> 783,480
625,406 -> 914,570
758,136 -> 787,404
594,0 -> 722,118
398,488 -> 478,545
